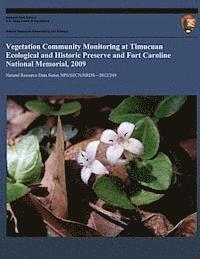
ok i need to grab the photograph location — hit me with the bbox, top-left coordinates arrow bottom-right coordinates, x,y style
6,95 -> 197,237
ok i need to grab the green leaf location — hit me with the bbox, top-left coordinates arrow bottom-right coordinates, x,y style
155,96 -> 187,118
128,153 -> 173,206
109,96 -> 162,123
128,153 -> 172,190
7,176 -> 15,183
52,102 -> 81,116
51,124 -> 78,141
25,100 -> 52,115
109,113 -> 146,124
132,117 -> 159,160
127,161 -> 156,183
7,182 -> 29,203
144,153 -> 173,190
130,190 -> 163,206
25,100 -> 81,116
7,136 -> 42,184
27,126 -> 50,142
93,175 -> 134,210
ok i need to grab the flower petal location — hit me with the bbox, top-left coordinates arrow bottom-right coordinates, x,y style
117,122 -> 135,139
86,140 -> 100,160
77,151 -> 89,166
100,129 -> 117,144
106,144 -> 124,164
81,167 -> 92,184
91,160 -> 109,175
124,138 -> 144,155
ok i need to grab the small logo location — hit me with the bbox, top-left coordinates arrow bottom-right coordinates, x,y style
181,15 -> 197,34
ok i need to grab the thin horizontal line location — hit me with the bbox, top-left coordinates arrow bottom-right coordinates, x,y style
6,36 -> 198,39
6,8 -> 198,14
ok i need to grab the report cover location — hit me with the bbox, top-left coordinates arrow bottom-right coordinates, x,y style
0,1 -> 199,258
